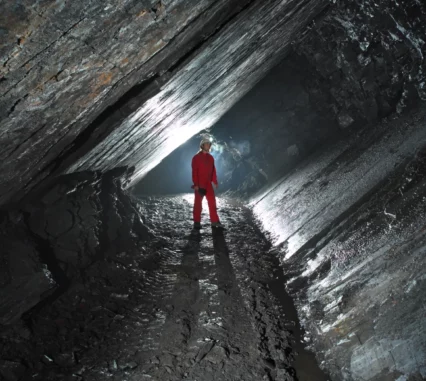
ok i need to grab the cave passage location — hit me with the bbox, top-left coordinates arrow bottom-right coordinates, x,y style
1,0 -> 426,380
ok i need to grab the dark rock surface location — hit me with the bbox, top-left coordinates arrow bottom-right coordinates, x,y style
0,195 -> 328,381
0,0 -> 326,206
251,108 -> 426,380
0,212 -> 55,325
0,168 -> 151,327
293,0 -> 426,127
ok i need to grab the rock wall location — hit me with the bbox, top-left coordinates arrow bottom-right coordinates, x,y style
0,168 -> 151,326
293,0 -> 426,128
0,213 -> 55,325
251,108 -> 426,380
210,57 -> 341,197
0,0 -> 255,204
0,0 -> 327,206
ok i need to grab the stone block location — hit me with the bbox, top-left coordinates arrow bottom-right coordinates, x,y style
0,231 -> 56,325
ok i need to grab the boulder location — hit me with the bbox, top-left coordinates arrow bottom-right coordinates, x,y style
0,214 -> 56,325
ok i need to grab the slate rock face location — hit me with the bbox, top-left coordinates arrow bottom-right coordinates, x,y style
251,108 -> 426,381
24,168 -> 152,275
0,0 -> 255,205
0,168 -> 152,325
26,171 -> 104,274
293,0 -> 426,127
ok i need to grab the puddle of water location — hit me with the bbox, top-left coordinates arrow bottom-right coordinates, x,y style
267,256 -> 330,381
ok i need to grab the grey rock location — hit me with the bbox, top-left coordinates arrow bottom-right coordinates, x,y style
0,360 -> 26,381
0,228 -> 55,325
287,145 -> 299,157
45,209 -> 74,238
275,368 -> 293,381
159,353 -> 175,367
109,359 -> 118,371
42,355 -> 54,365
0,168 -> 151,324
151,356 -> 160,365
338,113 -> 355,129
195,340 -> 216,363
119,361 -> 138,370
54,352 -> 76,367
293,0 -> 426,125
253,107 -> 426,381
205,346 -> 229,364
110,293 -> 129,300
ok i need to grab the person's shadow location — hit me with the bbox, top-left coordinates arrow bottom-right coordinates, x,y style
159,229 -> 243,351
157,229 -> 203,349
211,229 -> 244,329
212,229 -> 234,290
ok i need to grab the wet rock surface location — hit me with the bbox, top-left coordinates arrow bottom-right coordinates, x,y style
252,108 -> 426,380
0,213 -> 55,325
0,168 -> 151,326
293,0 -> 426,127
0,0 -> 252,203
0,0 -> 326,206
0,194 -> 328,381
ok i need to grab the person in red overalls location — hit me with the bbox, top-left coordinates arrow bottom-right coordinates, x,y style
191,138 -> 224,230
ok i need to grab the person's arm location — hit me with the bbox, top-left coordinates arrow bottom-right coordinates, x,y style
192,155 -> 199,189
212,158 -> 218,187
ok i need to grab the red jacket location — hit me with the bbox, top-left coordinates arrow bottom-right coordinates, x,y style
192,152 -> 218,189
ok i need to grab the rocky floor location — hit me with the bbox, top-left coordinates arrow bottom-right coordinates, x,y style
0,195 -> 328,381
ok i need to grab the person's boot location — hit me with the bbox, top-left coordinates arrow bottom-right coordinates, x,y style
211,221 -> 225,229
193,222 -> 202,230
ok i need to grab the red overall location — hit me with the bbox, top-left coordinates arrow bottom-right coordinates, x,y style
192,152 -> 220,223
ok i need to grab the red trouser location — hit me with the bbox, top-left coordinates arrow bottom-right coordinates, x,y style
193,184 -> 219,223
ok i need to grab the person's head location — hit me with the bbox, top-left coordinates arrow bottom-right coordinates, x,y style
200,138 -> 212,152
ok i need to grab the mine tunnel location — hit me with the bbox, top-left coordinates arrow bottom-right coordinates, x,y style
1,0 -> 426,380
